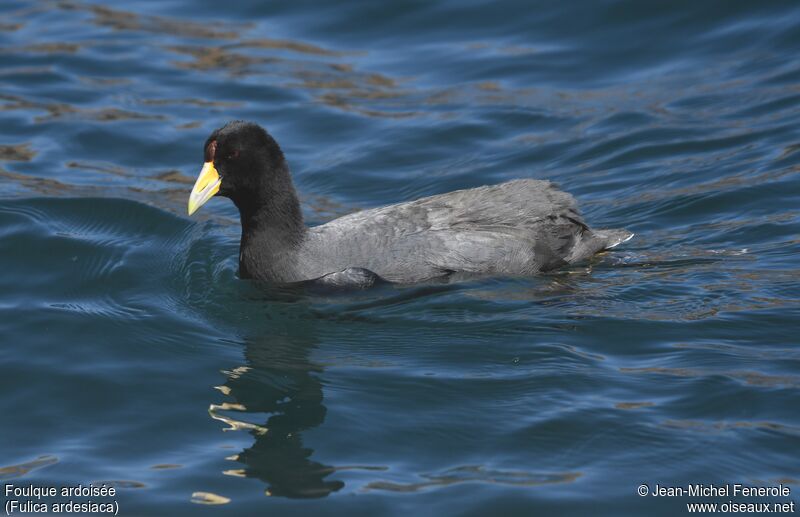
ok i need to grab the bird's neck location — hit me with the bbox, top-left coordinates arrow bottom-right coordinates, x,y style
236,187 -> 307,282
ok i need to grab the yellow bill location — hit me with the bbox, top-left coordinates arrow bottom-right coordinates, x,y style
188,161 -> 221,215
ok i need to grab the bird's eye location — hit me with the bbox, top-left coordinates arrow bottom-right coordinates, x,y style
228,149 -> 240,160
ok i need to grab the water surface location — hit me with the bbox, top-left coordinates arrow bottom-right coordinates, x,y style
1,1 -> 799,515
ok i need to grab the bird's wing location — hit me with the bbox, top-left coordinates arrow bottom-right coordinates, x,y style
304,179 -> 595,281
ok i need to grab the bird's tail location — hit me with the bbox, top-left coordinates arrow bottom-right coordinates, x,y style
592,228 -> 634,250
562,227 -> 634,265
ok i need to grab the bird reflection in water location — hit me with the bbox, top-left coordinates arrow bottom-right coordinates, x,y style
209,316 -> 343,498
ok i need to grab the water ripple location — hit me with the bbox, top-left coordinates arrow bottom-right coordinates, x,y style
1,0 -> 799,514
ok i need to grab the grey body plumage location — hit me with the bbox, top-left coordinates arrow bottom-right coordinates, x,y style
241,179 -> 631,284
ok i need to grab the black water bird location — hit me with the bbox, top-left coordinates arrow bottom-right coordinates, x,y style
188,121 -> 632,286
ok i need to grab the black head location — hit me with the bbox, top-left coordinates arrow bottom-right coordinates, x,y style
210,120 -> 290,205
188,121 -> 298,218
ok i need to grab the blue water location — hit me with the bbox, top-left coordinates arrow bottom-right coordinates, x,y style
1,1 -> 799,515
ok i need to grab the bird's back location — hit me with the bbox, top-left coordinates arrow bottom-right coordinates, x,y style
296,179 -> 631,283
